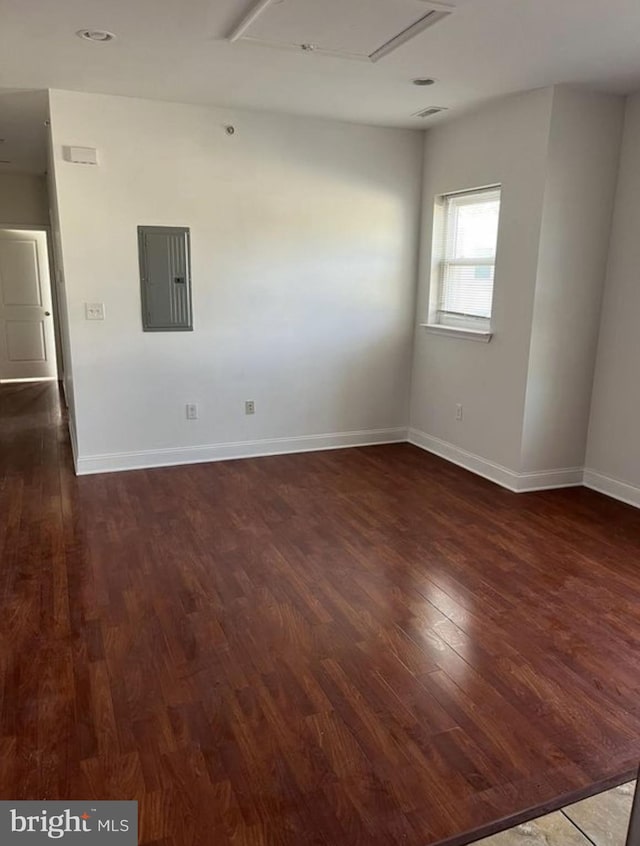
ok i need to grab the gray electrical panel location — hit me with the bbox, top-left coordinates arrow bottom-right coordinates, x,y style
138,226 -> 193,331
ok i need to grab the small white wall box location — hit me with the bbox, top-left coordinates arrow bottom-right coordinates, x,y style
64,146 -> 99,165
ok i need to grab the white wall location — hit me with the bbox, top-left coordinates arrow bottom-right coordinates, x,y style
586,92 -> 640,505
48,90 -> 423,472
409,85 -> 624,490
409,88 -> 555,473
0,172 -> 49,226
46,119 -> 76,442
521,88 -> 624,472
48,85 -> 635,494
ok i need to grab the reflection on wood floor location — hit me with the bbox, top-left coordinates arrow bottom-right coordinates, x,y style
1,381 -> 640,846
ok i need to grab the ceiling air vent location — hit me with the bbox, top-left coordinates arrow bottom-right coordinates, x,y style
413,106 -> 448,118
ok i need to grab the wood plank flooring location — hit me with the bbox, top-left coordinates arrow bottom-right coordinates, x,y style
1,381 -> 639,846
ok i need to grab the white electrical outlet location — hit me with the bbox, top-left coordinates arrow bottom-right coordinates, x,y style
455,403 -> 463,421
85,302 -> 105,321
186,403 -> 198,420
245,400 -> 255,415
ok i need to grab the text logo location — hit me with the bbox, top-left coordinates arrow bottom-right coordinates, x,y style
1,802 -> 137,844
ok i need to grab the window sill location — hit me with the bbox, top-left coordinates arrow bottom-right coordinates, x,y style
420,324 -> 493,343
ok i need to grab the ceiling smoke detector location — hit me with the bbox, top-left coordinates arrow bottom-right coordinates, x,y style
413,106 -> 448,118
76,29 -> 116,42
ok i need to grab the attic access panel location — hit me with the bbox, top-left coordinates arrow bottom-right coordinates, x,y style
230,0 -> 454,62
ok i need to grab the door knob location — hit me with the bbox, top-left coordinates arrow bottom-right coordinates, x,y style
44,311 -> 51,316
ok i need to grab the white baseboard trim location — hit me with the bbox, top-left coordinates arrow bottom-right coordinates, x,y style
408,428 -> 584,493
583,469 -> 640,509
513,467 -> 585,492
70,419 -> 640,510
75,427 -> 408,476
68,415 -> 78,473
0,376 -> 58,383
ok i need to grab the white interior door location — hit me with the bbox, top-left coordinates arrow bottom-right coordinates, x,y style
0,228 -> 57,380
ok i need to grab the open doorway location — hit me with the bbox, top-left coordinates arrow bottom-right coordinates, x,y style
0,88 -> 60,385
0,225 -> 59,382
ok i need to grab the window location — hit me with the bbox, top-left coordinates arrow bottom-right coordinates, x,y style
432,186 -> 501,333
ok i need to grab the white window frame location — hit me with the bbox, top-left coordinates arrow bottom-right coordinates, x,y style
423,184 -> 502,342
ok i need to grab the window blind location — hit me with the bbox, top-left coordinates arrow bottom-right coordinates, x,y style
437,186 -> 501,330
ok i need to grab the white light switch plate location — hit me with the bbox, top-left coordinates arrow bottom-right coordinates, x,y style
85,302 -> 105,320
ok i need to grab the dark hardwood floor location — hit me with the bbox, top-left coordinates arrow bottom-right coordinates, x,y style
1,381 -> 639,846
